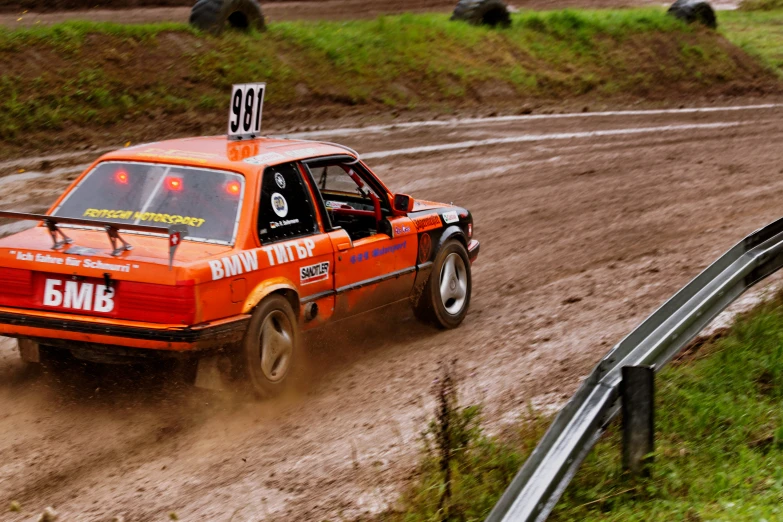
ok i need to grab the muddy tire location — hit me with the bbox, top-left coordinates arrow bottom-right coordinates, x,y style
189,0 -> 266,33
237,294 -> 301,398
414,239 -> 472,329
451,0 -> 511,27
667,0 -> 717,29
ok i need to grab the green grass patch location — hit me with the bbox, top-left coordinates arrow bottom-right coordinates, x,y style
722,9 -> 783,75
0,9 -> 778,159
551,295 -> 783,521
387,292 -> 783,521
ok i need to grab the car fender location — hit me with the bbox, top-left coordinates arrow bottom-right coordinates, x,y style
242,277 -> 299,314
436,225 -> 467,252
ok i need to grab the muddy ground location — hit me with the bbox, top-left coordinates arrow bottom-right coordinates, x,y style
1,102 -> 783,520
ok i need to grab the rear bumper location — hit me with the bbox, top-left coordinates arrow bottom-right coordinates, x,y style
0,307 -> 249,352
468,239 -> 480,263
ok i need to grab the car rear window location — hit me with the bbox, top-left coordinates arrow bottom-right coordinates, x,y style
51,161 -> 245,245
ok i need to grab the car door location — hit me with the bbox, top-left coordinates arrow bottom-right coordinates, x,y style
257,162 -> 335,327
301,159 -> 416,318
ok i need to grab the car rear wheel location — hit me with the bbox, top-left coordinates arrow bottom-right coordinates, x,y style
415,239 -> 472,329
237,294 -> 301,398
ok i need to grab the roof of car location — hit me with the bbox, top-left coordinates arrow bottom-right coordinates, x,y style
98,136 -> 356,173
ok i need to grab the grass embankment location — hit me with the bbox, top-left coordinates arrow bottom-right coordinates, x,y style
0,9 -> 779,159
722,10 -> 783,76
389,293 -> 783,521
740,0 -> 783,12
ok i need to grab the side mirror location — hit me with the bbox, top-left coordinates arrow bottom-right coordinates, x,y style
393,193 -> 414,213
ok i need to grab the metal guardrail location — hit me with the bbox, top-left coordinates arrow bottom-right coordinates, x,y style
486,215 -> 783,522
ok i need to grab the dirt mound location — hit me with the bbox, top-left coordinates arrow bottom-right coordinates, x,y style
0,14 -> 779,160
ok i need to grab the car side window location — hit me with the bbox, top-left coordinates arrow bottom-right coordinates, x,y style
317,165 -> 380,200
258,163 -> 318,243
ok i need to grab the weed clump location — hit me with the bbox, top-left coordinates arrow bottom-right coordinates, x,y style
391,359 -> 523,521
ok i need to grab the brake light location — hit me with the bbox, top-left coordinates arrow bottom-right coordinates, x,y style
115,170 -> 129,184
0,267 -> 32,297
468,223 -> 473,238
165,176 -> 183,191
120,281 -> 196,324
226,180 -> 241,196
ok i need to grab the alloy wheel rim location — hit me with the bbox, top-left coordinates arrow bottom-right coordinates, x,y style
259,310 -> 294,383
439,253 -> 467,315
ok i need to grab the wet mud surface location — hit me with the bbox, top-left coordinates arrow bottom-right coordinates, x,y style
2,104 -> 783,520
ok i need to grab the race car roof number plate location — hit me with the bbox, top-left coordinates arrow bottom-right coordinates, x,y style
228,83 -> 266,141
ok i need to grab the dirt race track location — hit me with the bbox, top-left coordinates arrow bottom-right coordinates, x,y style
2,102 -> 783,520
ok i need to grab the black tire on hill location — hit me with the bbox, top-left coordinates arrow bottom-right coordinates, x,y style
189,0 -> 266,33
451,0 -> 511,27
667,0 -> 717,29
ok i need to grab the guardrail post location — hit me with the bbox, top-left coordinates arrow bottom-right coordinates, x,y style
621,365 -> 654,477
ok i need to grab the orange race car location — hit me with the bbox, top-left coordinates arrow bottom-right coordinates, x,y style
0,86 -> 479,397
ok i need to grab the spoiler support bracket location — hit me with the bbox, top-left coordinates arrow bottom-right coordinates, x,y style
43,219 -> 73,250
0,211 -> 188,271
105,225 -> 132,257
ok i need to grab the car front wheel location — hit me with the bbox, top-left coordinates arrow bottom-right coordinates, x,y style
415,239 -> 472,329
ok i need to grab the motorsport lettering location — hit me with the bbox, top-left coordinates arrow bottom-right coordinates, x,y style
83,208 -> 205,228
351,241 -> 407,264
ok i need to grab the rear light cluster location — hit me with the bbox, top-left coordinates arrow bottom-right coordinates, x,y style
0,268 -> 195,325
0,267 -> 33,298
120,281 -> 196,324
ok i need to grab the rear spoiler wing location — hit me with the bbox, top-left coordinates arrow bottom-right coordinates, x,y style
0,211 -> 187,269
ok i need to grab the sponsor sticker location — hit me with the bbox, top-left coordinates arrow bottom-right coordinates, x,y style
418,233 -> 432,263
65,246 -> 100,256
270,218 -> 300,229
14,251 -> 133,272
412,214 -> 441,232
394,225 -> 411,236
137,148 -> 218,165
271,193 -> 288,218
244,152 -> 286,165
442,211 -> 459,224
274,172 -> 286,189
300,261 -> 330,285
208,238 -> 318,280
351,241 -> 407,264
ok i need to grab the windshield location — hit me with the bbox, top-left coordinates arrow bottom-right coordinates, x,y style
52,161 -> 245,245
